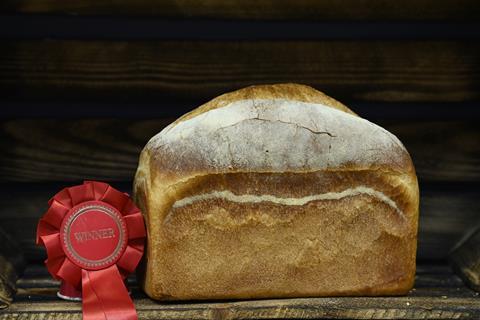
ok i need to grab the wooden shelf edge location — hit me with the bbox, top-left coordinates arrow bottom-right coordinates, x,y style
1,264 -> 479,319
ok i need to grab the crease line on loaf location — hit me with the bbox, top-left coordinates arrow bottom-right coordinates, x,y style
170,186 -> 404,218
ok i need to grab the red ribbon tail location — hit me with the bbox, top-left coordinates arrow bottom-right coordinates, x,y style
82,266 -> 137,320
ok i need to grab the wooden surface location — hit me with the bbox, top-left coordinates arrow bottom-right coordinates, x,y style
0,119 -> 173,182
1,41 -> 479,104
1,264 -> 479,319
1,119 -> 479,183
3,16 -> 478,40
1,0 -> 479,20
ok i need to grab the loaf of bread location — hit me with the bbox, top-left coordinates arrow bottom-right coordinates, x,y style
134,83 -> 419,300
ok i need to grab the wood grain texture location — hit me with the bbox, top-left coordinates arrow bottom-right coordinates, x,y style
1,264 -> 479,319
0,0 -> 479,20
0,119 -> 173,182
419,186 -> 480,261
0,41 -> 479,103
1,119 -> 479,183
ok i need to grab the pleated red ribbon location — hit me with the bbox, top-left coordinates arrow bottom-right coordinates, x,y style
37,181 -> 146,320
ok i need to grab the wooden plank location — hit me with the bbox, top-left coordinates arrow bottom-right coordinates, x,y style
0,182 -> 479,262
0,119 -> 173,182
3,102 -> 480,119
419,185 -> 480,261
1,264 -> 479,319
0,41 -> 479,103
1,15 -> 479,40
4,295 -> 479,319
1,119 -> 479,183
0,0 -> 479,20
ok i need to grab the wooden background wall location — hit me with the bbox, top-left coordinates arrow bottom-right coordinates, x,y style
0,0 -> 479,263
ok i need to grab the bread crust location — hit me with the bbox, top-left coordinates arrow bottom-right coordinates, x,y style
134,83 -> 419,300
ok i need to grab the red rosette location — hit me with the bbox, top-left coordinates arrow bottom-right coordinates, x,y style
37,181 -> 146,320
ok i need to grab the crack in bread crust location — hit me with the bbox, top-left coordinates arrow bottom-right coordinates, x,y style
146,98 -> 412,181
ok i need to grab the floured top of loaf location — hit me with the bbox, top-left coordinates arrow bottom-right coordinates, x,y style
140,83 -> 414,181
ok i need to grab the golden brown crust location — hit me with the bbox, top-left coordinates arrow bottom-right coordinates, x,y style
134,83 -> 419,300
141,170 -> 417,300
